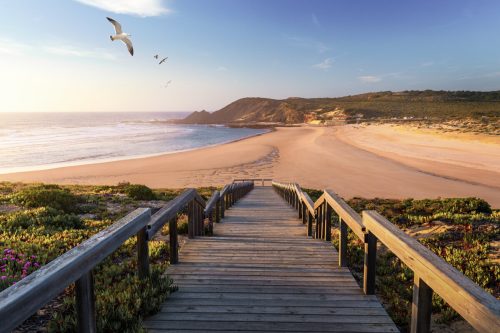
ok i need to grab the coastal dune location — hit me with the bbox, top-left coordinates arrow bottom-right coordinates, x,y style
1,125 -> 499,207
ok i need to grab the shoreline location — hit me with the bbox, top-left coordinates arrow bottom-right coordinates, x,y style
1,124 -> 498,207
0,127 -> 272,175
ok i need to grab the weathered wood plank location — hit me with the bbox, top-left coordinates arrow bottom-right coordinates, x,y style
159,305 -> 387,314
144,321 -> 399,332
144,187 -> 397,332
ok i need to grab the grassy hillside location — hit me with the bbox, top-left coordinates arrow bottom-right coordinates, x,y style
175,90 -> 500,125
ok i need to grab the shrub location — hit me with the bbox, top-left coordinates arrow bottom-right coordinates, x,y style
119,184 -> 156,201
11,185 -> 79,213
0,207 -> 83,231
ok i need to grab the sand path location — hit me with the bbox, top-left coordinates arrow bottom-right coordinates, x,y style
1,125 -> 499,207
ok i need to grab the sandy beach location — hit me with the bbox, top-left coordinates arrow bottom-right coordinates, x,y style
1,125 -> 499,207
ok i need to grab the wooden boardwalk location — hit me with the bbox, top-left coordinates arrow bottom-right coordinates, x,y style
144,186 -> 398,332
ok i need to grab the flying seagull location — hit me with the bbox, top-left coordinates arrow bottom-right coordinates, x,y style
164,80 -> 172,88
107,17 -> 133,56
154,54 -> 159,59
159,57 -> 168,65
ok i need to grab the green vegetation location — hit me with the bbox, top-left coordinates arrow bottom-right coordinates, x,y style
178,90 -> 500,126
10,184 -> 80,213
0,182 -> 220,332
302,189 -> 499,331
118,183 -> 157,201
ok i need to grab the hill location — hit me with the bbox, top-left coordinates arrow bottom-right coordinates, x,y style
175,90 -> 500,125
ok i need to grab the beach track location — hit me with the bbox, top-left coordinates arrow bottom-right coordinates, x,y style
143,186 -> 398,332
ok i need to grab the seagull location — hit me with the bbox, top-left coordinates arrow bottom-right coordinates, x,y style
154,54 -> 159,59
164,80 -> 172,88
159,57 -> 168,65
107,17 -> 133,56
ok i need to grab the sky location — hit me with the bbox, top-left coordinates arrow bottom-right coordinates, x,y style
0,0 -> 499,112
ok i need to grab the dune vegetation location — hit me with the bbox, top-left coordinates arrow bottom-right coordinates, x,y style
1,182 -> 498,331
304,188 -> 499,331
0,182 -> 215,332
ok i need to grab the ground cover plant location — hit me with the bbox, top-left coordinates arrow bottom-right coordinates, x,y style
0,182 -> 216,332
302,188 -> 499,332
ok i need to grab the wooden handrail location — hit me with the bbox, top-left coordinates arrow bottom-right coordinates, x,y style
204,191 -> 220,215
0,208 -> 151,332
233,178 -> 272,186
0,181 -> 254,332
363,211 -> 500,333
323,190 -> 365,240
272,181 -> 500,333
147,189 -> 202,239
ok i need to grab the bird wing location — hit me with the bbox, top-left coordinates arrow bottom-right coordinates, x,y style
159,57 -> 168,64
121,37 -> 134,56
106,17 -> 122,34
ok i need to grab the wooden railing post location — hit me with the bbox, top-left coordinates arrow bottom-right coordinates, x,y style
169,217 -> 179,264
137,226 -> 150,279
411,275 -> 433,333
339,217 -> 348,267
221,195 -> 225,218
76,271 -> 96,333
298,201 -> 303,219
208,209 -> 214,235
325,204 -> 332,241
215,199 -> 221,223
307,212 -> 313,236
194,202 -> 200,236
302,204 -> 307,224
316,205 -> 323,239
196,203 -> 205,236
321,203 -> 326,239
188,201 -> 195,239
363,231 -> 377,295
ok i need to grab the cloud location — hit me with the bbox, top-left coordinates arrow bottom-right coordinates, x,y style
216,66 -> 228,72
358,75 -> 381,83
287,36 -> 330,54
313,58 -> 334,70
312,13 -> 320,28
0,38 -> 30,56
0,36 -> 116,60
43,45 -> 116,60
74,0 -> 170,17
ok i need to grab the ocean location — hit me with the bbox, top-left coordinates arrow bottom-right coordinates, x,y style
0,112 -> 268,174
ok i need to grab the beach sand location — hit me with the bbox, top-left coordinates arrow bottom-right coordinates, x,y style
1,125 -> 499,207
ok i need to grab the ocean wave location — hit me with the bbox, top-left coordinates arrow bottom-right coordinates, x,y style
0,113 -> 266,172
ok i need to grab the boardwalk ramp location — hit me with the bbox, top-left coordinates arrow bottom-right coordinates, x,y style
144,186 -> 398,332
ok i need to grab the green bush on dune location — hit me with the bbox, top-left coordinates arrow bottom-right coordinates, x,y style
118,183 -> 157,201
11,184 -> 80,213
0,207 -> 83,231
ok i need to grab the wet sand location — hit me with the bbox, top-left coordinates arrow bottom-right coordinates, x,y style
1,125 -> 499,207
